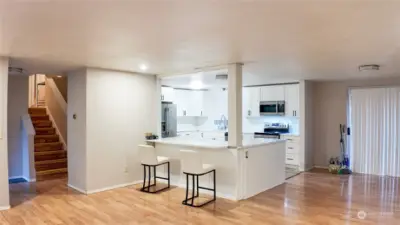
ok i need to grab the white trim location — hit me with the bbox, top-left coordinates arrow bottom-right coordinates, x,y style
45,106 -> 67,150
22,176 -> 36,182
67,183 -> 87,194
313,166 -> 329,169
68,181 -> 142,195
0,206 -> 10,211
46,78 -> 67,113
8,176 -> 23,180
86,181 -> 142,194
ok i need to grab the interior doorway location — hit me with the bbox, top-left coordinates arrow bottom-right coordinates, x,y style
348,87 -> 400,176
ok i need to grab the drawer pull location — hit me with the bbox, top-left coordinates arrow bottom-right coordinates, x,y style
288,147 -> 294,149
287,158 -> 294,160
287,139 -> 293,141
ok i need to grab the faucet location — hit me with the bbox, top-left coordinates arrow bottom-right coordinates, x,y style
219,114 -> 228,131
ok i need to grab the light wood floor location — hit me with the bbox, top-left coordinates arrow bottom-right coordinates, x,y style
2,171 -> 400,224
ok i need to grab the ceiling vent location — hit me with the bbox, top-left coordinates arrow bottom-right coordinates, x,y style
215,74 -> 228,80
8,67 -> 27,76
359,64 -> 380,71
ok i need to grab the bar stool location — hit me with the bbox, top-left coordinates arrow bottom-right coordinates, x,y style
139,145 -> 170,193
180,150 -> 216,207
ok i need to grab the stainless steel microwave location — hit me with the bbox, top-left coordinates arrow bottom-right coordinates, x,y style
259,101 -> 285,116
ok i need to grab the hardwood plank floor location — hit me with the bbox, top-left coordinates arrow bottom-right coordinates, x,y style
2,172 -> 400,224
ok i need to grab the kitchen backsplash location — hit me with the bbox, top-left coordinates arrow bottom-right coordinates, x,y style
178,115 -> 299,134
243,116 -> 299,134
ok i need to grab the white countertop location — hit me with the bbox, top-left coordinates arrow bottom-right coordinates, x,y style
147,136 -> 286,149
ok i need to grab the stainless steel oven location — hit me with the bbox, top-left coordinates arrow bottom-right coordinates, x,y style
259,101 -> 285,116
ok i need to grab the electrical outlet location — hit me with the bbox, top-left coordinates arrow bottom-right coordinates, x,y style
124,167 -> 128,173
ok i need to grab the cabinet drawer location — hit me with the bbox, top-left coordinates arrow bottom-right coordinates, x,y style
286,153 -> 299,165
282,135 -> 300,142
286,143 -> 299,154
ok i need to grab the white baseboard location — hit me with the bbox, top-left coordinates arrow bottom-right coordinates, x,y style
68,181 -> 142,195
22,176 -> 36,182
313,166 -> 329,169
0,205 -> 10,211
67,183 -> 87,194
86,181 -> 142,194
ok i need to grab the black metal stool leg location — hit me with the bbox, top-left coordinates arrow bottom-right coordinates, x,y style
142,165 -> 146,191
196,175 -> 199,197
213,170 -> 216,200
153,166 -> 156,186
183,173 -> 189,204
147,166 -> 151,191
191,175 -> 195,206
167,162 -> 170,188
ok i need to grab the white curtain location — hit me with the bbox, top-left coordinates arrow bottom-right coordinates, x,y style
350,87 -> 400,176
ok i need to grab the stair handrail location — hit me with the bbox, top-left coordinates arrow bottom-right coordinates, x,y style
21,114 -> 36,182
46,78 -> 67,114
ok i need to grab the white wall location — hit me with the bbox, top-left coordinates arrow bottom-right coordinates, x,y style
83,68 -> 157,192
7,76 -> 29,179
67,69 -> 88,191
0,58 -> 10,209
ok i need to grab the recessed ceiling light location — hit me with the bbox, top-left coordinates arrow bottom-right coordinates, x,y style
139,64 -> 148,71
190,80 -> 203,90
57,75 -> 62,78
359,64 -> 380,71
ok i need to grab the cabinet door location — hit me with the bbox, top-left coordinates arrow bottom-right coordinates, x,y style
284,84 -> 299,117
243,87 -> 260,117
161,87 -> 175,102
188,91 -> 204,116
174,89 -> 188,116
260,86 -> 284,101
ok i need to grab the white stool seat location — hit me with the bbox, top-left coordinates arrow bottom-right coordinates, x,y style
180,150 -> 215,174
157,156 -> 170,165
139,144 -> 169,165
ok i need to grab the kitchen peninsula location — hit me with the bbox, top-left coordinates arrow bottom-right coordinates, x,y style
147,135 -> 286,200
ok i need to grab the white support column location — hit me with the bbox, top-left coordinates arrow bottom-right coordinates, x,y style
0,57 -> 10,210
227,63 -> 243,147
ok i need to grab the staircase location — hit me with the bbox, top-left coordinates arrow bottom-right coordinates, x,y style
29,107 -> 67,181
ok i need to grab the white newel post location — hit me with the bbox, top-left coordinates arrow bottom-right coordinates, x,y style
227,63 -> 243,147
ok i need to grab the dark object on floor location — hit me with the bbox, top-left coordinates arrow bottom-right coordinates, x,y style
9,177 -> 27,184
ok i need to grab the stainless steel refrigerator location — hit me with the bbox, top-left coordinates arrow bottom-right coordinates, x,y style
161,103 -> 177,138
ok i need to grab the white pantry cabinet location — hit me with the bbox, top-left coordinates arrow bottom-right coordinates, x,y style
260,86 -> 285,101
161,87 -> 175,102
284,84 -> 299,117
243,87 -> 260,117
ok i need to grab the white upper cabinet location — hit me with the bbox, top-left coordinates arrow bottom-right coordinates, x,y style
260,86 -> 285,101
243,87 -> 260,117
161,87 -> 175,102
174,89 -> 204,116
284,84 -> 300,117
187,91 -> 204,116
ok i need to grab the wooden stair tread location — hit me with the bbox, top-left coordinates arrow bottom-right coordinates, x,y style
36,168 -> 67,176
35,158 -> 67,165
35,142 -> 62,147
35,134 -> 58,138
35,150 -> 67,156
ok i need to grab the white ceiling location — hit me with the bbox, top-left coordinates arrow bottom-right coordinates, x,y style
2,0 -> 400,84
